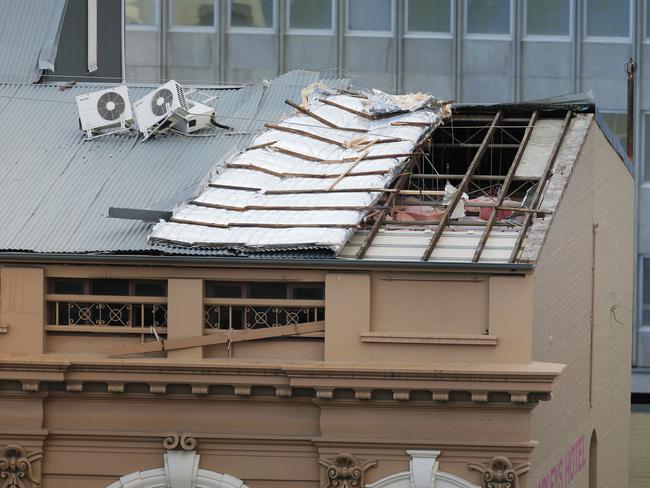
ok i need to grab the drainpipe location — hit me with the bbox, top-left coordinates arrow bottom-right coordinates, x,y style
626,57 -> 637,161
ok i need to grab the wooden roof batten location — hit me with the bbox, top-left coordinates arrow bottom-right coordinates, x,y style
420,111 -> 503,262
472,111 -> 540,263
508,111 -> 573,264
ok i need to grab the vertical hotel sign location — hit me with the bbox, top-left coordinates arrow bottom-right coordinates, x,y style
535,434 -> 588,488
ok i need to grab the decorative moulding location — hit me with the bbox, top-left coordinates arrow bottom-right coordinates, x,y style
163,433 -> 198,451
468,456 -> 530,488
367,450 -> 480,488
0,444 -> 43,488
319,453 -> 377,488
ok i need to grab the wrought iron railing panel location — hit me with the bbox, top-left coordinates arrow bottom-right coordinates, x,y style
47,301 -> 168,328
204,304 -> 324,330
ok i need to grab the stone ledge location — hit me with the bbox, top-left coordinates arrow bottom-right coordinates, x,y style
360,332 -> 497,346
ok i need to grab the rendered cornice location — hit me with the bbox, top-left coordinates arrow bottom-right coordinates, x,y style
0,357 -> 563,382
0,360 -> 561,406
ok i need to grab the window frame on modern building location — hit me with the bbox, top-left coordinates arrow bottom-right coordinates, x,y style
286,0 -> 336,36
583,0 -> 633,43
646,0 -> 650,41
345,0 -> 395,37
125,0 -> 161,31
523,0 -> 573,42
168,0 -> 219,32
463,0 -> 513,40
404,0 -> 453,39
228,0 -> 277,34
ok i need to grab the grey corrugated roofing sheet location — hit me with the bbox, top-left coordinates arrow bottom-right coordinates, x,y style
0,0 -> 67,83
0,71 -> 348,256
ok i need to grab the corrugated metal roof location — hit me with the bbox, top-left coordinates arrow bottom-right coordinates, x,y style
0,71 -> 349,256
0,0 -> 66,83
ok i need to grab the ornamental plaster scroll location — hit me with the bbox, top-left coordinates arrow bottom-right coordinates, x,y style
0,444 -> 43,488
164,433 -> 198,451
467,457 -> 530,488
105,434 -> 248,488
367,451 -> 479,488
319,453 -> 377,488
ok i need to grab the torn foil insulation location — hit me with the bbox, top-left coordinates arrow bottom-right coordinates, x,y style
149,88 -> 445,252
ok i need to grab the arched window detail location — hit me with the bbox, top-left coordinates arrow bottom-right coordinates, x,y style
106,450 -> 249,488
367,450 -> 480,488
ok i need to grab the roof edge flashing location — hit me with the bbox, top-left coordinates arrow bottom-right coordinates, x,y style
0,251 -> 534,273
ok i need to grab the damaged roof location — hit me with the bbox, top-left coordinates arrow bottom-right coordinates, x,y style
0,71 -> 606,265
0,71 -> 348,257
149,87 -> 446,252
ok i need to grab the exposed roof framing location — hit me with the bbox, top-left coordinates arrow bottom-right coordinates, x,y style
340,107 -> 592,264
420,112 -> 503,261
472,111 -> 540,263
508,111 -> 573,263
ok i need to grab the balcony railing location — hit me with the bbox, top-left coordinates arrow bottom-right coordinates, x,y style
46,294 -> 168,334
203,298 -> 325,330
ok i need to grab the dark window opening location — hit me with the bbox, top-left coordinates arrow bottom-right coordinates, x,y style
249,282 -> 287,299
205,281 -> 324,300
91,279 -> 129,296
49,278 -> 85,295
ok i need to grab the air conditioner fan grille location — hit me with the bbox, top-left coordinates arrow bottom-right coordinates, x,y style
97,92 -> 126,121
151,88 -> 174,117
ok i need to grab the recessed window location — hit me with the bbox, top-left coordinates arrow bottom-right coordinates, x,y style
171,0 -> 215,27
292,284 -> 325,300
407,0 -> 451,34
204,281 -> 325,330
525,0 -> 570,37
600,112 -> 627,150
134,280 -> 168,297
49,278 -> 85,295
230,0 -> 274,29
205,281 -> 325,300
205,282 -> 244,298
46,279 -> 168,329
585,0 -> 630,38
249,282 -> 287,299
289,0 -> 333,30
47,278 -> 168,297
348,0 -> 392,32
466,0 -> 511,35
126,0 -> 158,26
91,279 -> 130,296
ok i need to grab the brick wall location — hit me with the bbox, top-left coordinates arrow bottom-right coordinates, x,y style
529,120 -> 634,487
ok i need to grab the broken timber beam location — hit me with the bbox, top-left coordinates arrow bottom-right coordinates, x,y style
109,321 -> 325,357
